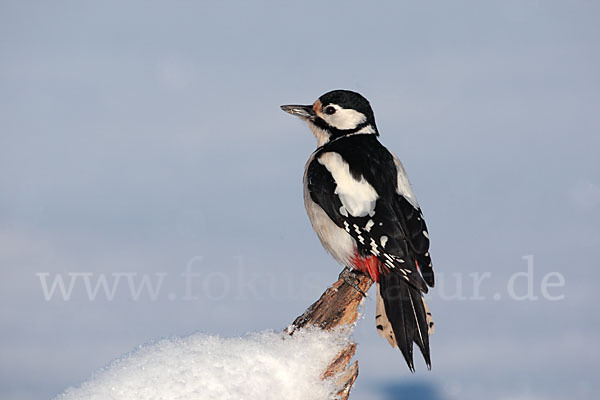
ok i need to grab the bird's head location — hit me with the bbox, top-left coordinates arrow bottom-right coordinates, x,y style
281,90 -> 378,146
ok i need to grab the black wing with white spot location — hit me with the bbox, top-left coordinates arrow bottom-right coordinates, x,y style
306,134 -> 434,291
393,193 -> 434,287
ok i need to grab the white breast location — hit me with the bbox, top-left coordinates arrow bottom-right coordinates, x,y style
303,154 -> 355,266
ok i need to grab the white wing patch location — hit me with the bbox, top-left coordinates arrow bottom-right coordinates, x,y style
318,152 -> 379,217
392,154 -> 419,209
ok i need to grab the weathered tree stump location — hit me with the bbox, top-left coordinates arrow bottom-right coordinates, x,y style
288,273 -> 373,400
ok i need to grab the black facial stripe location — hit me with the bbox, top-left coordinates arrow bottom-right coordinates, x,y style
313,118 -> 378,138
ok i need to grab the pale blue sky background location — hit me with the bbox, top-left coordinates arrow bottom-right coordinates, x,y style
1,1 -> 599,399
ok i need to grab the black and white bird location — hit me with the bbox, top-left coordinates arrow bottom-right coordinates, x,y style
281,90 -> 435,371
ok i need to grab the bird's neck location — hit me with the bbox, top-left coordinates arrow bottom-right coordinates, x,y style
310,124 -> 378,148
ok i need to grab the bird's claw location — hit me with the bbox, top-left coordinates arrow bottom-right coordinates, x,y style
339,266 -> 367,297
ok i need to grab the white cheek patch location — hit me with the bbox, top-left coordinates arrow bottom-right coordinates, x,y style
324,105 -> 367,130
318,152 -> 379,217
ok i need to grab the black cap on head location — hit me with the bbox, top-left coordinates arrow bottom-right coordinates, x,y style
318,90 -> 376,125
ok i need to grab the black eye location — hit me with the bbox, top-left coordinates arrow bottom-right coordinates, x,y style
324,106 -> 336,115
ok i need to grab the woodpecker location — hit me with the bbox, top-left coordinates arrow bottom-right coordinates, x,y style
281,90 -> 435,371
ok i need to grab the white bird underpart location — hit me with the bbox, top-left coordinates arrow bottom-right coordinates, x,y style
303,153 -> 355,266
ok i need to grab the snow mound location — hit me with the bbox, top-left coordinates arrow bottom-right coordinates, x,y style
55,328 -> 351,400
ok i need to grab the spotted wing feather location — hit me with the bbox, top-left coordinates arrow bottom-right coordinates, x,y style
306,135 -> 433,291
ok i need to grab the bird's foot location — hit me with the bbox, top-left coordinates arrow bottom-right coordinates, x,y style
339,266 -> 367,297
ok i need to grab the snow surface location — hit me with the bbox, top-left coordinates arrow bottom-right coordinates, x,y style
55,328 -> 351,400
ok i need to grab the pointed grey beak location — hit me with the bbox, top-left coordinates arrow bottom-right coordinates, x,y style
280,104 -> 316,120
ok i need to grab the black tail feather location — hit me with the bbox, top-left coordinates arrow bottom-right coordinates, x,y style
379,272 -> 431,371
